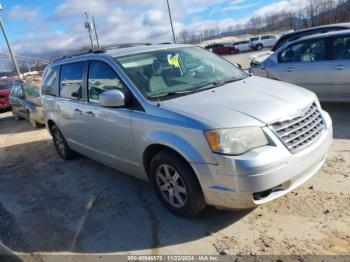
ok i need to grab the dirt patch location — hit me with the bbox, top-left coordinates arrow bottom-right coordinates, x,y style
0,102 -> 349,256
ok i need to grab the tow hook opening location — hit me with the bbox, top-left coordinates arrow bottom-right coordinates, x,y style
253,181 -> 291,201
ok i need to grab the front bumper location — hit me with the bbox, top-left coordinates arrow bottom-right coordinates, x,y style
191,111 -> 333,209
0,97 -> 10,110
30,107 -> 44,124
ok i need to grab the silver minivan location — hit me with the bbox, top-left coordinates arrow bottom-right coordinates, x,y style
251,30 -> 350,101
41,44 -> 333,216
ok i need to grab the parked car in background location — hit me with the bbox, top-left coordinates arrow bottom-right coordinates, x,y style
232,40 -> 251,52
41,44 -> 332,217
271,22 -> 350,51
250,35 -> 278,51
250,30 -> 350,102
251,23 -> 350,68
204,43 -> 239,55
9,81 -> 44,128
0,78 -> 15,112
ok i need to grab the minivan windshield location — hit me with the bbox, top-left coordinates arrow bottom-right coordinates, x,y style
115,46 -> 248,99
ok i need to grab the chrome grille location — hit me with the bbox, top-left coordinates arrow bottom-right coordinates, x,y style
270,103 -> 325,153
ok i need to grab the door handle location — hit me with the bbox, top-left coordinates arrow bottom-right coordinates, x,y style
74,108 -> 82,114
84,111 -> 95,117
283,67 -> 294,72
332,66 -> 345,71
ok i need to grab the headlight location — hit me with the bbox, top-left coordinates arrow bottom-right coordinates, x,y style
204,127 -> 269,155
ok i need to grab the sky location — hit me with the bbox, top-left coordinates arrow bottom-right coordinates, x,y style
0,0 -> 308,58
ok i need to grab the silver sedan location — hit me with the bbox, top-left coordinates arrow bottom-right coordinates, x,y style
251,30 -> 350,102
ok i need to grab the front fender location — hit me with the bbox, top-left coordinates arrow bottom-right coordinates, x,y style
141,130 -> 217,165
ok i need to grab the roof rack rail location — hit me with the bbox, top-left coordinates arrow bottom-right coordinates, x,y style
51,43 -> 153,63
51,48 -> 105,63
103,43 -> 152,50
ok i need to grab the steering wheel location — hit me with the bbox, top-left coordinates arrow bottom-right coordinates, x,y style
187,65 -> 205,77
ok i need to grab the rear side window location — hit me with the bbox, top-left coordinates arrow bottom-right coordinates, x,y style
60,62 -> 85,100
11,82 -> 21,95
332,35 -> 350,60
42,66 -> 59,96
279,39 -> 326,63
88,61 -> 125,104
15,86 -> 24,98
261,36 -> 269,40
24,84 -> 40,98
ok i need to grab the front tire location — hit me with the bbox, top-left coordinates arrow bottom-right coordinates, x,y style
11,107 -> 20,120
51,124 -> 76,160
149,150 -> 206,217
256,44 -> 263,51
229,49 -> 237,55
28,112 -> 40,128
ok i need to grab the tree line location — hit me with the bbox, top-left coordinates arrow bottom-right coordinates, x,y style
179,0 -> 350,44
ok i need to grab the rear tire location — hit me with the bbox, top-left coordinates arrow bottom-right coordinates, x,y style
149,150 -> 206,217
256,44 -> 263,51
28,112 -> 39,128
51,124 -> 76,160
11,107 -> 21,120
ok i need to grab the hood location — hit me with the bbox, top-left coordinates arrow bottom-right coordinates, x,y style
0,88 -> 10,96
161,76 -> 315,128
28,96 -> 41,106
251,51 -> 273,64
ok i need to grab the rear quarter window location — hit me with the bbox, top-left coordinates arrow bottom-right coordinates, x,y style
42,66 -> 59,96
60,62 -> 85,100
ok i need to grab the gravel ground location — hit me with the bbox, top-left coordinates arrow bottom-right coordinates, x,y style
223,49 -> 268,69
0,101 -> 349,260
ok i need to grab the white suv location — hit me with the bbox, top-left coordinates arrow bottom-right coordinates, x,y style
250,35 -> 278,51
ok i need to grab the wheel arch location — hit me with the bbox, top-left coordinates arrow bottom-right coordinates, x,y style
143,144 -> 189,178
142,143 -> 206,203
47,119 -> 56,135
140,130 -> 216,175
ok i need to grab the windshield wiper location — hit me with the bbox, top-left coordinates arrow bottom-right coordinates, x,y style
147,78 -> 245,99
217,77 -> 245,85
147,90 -> 194,99
195,77 -> 244,92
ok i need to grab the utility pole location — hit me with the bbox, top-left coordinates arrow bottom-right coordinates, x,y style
83,12 -> 94,49
0,4 -> 21,78
166,0 -> 176,43
92,16 -> 100,48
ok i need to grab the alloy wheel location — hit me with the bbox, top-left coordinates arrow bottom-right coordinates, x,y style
156,164 -> 187,208
12,107 -> 18,120
53,128 -> 66,156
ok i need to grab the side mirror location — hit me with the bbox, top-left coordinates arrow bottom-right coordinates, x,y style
18,91 -> 25,99
233,63 -> 242,69
99,89 -> 127,108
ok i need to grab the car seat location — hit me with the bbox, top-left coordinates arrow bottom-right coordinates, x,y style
149,61 -> 168,93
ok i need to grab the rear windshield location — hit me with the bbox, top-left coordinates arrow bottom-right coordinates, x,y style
0,80 -> 11,90
24,84 -> 40,98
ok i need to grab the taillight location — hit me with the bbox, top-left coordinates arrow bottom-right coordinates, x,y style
271,42 -> 279,51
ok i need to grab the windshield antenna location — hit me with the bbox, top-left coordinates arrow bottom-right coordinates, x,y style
156,95 -> 161,107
